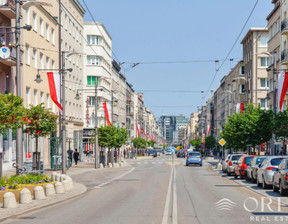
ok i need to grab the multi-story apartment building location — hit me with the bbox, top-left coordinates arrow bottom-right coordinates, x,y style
82,21 -> 112,147
241,28 -> 269,109
22,3 -> 59,168
126,82 -> 134,139
0,1 -> 17,170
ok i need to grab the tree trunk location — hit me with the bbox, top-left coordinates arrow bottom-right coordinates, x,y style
36,136 -> 40,171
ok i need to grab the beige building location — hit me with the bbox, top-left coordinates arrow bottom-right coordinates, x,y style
241,28 -> 269,109
22,3 -> 59,167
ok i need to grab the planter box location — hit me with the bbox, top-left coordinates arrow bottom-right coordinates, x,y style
0,189 -> 21,203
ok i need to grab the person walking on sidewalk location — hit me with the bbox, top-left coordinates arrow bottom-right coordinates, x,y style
74,149 -> 80,166
67,148 -> 73,168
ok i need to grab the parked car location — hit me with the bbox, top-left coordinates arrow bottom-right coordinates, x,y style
186,151 -> 202,166
234,155 -> 256,179
177,151 -> 186,158
273,159 -> 288,195
221,154 -> 231,173
227,154 -> 245,176
246,156 -> 267,182
165,150 -> 173,155
257,156 -> 288,189
148,150 -> 155,156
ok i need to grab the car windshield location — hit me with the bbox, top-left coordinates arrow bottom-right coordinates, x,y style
244,157 -> 254,165
255,157 -> 265,165
189,152 -> 200,157
270,158 -> 285,166
231,155 -> 242,161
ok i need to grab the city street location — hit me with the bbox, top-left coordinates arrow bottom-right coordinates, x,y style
2,155 -> 288,224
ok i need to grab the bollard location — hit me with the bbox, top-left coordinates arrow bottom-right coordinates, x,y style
113,163 -> 119,168
34,186 -> 46,200
63,179 -> 71,192
55,182 -> 65,194
45,184 -> 56,196
55,173 -> 61,182
51,172 -> 57,181
108,163 -> 112,168
99,163 -> 103,169
60,174 -> 67,182
20,188 -> 32,204
3,192 -> 17,208
119,162 -> 123,167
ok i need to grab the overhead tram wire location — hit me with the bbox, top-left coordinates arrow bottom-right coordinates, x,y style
201,0 -> 260,104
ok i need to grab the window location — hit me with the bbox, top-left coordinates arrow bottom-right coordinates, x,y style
87,76 -> 99,85
260,99 -> 267,109
40,53 -> 44,69
46,24 -> 50,41
46,56 -> 50,69
40,18 -> 44,36
260,78 -> 268,88
87,56 -> 101,65
26,8 -> 30,25
26,87 -> 31,106
32,49 -> 37,68
46,94 -> 50,108
87,35 -> 102,45
239,84 -> 245,94
33,13 -> 37,32
260,57 -> 269,67
260,36 -> 268,47
239,66 -> 245,75
52,60 -> 55,69
51,29 -> 55,45
25,45 -> 30,65
88,96 -> 95,106
40,92 -> 44,103
34,89 -> 38,106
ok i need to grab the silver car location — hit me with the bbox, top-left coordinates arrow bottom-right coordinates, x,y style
227,154 -> 245,176
272,159 -> 288,195
246,156 -> 267,183
221,154 -> 231,173
257,156 -> 288,189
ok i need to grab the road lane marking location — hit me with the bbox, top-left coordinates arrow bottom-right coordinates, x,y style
162,166 -> 173,224
93,167 -> 135,189
172,165 -> 178,224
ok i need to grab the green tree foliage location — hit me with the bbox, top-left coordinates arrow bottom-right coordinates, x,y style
98,126 -> 128,149
221,104 -> 273,153
0,93 -> 25,133
131,137 -> 147,149
274,109 -> 288,142
147,140 -> 156,148
189,138 -> 201,149
205,136 -> 216,149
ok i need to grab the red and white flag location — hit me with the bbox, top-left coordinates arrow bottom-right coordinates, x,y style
136,124 -> 140,137
142,128 -> 147,140
103,102 -> 112,126
277,72 -> 288,112
47,72 -> 62,110
207,124 -> 211,136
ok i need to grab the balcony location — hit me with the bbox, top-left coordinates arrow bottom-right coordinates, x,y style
0,0 -> 16,19
281,49 -> 288,65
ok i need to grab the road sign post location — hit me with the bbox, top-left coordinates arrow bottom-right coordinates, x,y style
218,138 -> 226,159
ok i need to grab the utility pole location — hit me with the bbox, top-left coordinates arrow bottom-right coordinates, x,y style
94,78 -> 99,168
15,0 -> 23,174
61,52 -> 66,174
271,52 -> 277,156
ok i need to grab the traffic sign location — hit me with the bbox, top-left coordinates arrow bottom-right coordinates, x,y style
219,138 -> 226,146
201,133 -> 206,138
0,47 -> 10,59
201,143 -> 205,149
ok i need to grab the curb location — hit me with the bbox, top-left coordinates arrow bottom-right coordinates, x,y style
0,182 -> 87,222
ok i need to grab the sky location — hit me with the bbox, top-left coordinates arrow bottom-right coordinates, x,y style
82,0 -> 272,118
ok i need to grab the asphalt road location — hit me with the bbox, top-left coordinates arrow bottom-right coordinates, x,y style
3,155 -> 288,224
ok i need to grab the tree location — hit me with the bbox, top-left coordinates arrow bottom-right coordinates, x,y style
189,138 -> 201,149
0,93 -> 25,133
205,136 -> 216,150
23,103 -> 57,170
147,140 -> 156,148
131,138 -> 147,149
274,109 -> 288,154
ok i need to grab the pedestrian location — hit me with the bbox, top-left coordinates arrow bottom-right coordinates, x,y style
67,148 -> 73,167
279,147 -> 284,156
86,150 -> 90,162
74,149 -> 80,166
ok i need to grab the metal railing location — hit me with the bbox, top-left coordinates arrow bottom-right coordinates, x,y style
281,18 -> 288,33
281,49 -> 288,62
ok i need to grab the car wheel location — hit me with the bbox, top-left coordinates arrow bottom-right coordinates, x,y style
280,181 -> 287,196
262,176 -> 269,189
245,173 -> 250,181
257,176 -> 262,187
240,173 -> 244,179
200,164 -> 202,167
186,163 -> 188,167
227,171 -> 231,176
273,179 -> 278,192
234,173 -> 238,179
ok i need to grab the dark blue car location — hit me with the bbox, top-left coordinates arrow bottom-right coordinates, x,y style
186,151 -> 202,166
